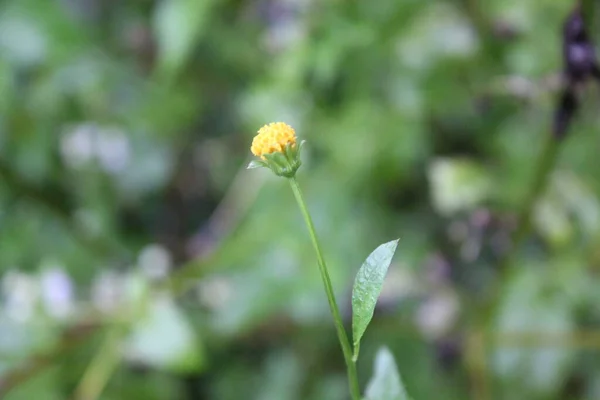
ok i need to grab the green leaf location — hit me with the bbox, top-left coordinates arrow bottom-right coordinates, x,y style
352,239 -> 399,360
365,346 -> 410,400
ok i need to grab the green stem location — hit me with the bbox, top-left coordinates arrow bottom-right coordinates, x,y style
479,133 -> 561,326
515,137 -> 559,246
499,134 -> 560,277
73,277 -> 150,400
73,326 -> 124,400
288,177 -> 361,400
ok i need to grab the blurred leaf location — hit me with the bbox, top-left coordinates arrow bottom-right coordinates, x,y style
0,11 -> 47,67
397,3 -> 477,71
352,239 -> 399,360
0,313 -> 59,374
491,267 -> 575,397
533,195 -> 572,247
428,158 -> 491,216
3,368 -> 61,400
125,295 -> 204,374
365,346 -> 410,400
308,375 -> 348,400
533,171 -> 600,248
153,0 -> 215,78
115,137 -> 175,199
109,369 -> 183,400
255,350 -> 302,400
209,246 -> 304,335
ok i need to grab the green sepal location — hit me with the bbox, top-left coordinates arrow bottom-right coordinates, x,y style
247,160 -> 267,169
265,151 -> 289,169
257,141 -> 303,178
285,140 -> 305,162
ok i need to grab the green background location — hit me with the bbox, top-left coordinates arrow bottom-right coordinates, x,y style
1,0 -> 600,399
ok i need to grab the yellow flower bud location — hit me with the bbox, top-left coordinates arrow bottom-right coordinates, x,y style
251,122 -> 297,159
248,122 -> 304,178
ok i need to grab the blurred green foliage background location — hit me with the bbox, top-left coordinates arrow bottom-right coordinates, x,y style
1,0 -> 600,399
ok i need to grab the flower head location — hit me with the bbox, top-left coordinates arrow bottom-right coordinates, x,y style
248,122 -> 304,178
251,122 -> 297,159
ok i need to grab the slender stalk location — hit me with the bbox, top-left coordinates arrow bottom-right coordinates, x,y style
476,133 -> 562,329
73,326 -> 124,400
494,134 -> 560,294
73,274 -> 151,400
288,177 -> 361,400
510,135 -> 560,254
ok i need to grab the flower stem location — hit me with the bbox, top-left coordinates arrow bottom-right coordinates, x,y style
288,177 -> 361,400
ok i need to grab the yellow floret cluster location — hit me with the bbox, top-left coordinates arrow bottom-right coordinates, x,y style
251,122 -> 297,159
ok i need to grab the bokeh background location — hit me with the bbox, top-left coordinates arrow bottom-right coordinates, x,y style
2,0 -> 600,399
